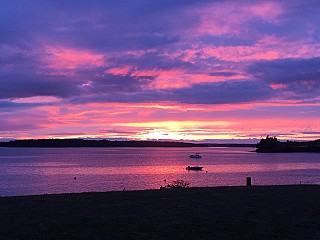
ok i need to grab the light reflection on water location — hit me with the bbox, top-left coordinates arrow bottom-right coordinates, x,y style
4,163 -> 320,175
0,147 -> 320,196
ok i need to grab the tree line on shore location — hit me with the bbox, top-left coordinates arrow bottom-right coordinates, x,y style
0,139 -> 255,148
6,137 -> 319,151
256,136 -> 320,153
0,139 -> 199,148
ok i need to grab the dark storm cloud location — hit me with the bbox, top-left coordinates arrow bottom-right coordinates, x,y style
0,51 -> 32,66
0,118 -> 39,131
0,74 -> 79,99
0,100 -> 33,110
89,74 -> 151,94
68,91 -> 162,105
200,35 -> 255,47
301,132 -> 320,135
0,1 -> 57,47
247,58 -> 320,99
108,51 -> 194,70
209,72 -> 239,77
69,80 -> 272,105
170,81 -> 273,104
1,0 -> 318,55
248,57 -> 320,84
0,0 -> 205,52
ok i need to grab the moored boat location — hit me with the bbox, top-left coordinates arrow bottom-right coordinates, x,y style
189,153 -> 201,158
186,166 -> 203,171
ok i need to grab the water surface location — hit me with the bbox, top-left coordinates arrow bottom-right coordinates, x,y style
0,147 -> 319,196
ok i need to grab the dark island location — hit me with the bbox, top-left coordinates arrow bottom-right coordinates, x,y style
0,139 -> 255,148
256,136 -> 320,153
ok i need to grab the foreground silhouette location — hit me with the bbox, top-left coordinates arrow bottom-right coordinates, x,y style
0,185 -> 319,240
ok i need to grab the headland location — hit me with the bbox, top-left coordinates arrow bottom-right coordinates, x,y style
256,136 -> 320,153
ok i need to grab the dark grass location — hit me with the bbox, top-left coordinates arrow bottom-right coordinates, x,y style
1,185 -> 319,240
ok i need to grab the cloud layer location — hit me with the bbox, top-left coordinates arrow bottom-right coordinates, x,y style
1,0 -> 320,141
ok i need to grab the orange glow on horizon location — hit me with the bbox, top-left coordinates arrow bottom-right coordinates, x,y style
3,99 -> 316,142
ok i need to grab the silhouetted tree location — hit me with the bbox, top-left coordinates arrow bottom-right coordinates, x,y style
165,180 -> 190,188
256,136 -> 279,152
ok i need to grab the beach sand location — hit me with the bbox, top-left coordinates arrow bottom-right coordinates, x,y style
0,185 -> 319,239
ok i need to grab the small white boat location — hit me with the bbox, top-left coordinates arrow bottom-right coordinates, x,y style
189,153 -> 201,158
186,166 -> 203,171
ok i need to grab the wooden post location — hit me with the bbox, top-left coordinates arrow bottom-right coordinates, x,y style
246,177 -> 252,186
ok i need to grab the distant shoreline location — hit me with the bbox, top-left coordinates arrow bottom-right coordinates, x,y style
2,138 -> 320,152
0,139 -> 256,148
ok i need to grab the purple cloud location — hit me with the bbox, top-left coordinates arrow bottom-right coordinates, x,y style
0,74 -> 79,99
247,58 -> 320,100
68,80 -> 272,105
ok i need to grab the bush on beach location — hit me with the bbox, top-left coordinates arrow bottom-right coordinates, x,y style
163,179 -> 190,189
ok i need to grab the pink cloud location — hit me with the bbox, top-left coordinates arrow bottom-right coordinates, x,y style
194,1 -> 284,36
43,46 -> 105,70
193,36 -> 320,62
105,64 -> 246,90
105,66 -> 133,75
200,46 -> 281,62
250,2 -> 284,21
269,83 -> 287,90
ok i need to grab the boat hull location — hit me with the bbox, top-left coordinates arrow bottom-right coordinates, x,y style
189,153 -> 201,159
186,166 -> 203,171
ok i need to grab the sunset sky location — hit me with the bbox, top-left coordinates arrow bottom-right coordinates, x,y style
1,0 -> 320,142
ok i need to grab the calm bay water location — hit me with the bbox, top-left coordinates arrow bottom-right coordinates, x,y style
0,147 -> 320,196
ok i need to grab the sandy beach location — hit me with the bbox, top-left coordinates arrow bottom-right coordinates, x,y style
0,185 -> 319,240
